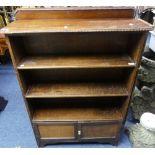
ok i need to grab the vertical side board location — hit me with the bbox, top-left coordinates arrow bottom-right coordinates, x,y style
5,35 -> 40,146
121,32 -> 148,121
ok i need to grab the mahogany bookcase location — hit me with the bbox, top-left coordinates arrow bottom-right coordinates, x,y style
1,7 -> 153,147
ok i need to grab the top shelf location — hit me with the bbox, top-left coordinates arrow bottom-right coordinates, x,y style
17,54 -> 136,70
1,18 -> 153,35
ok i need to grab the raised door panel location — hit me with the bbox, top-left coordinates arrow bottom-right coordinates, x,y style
37,124 -> 75,140
81,122 -> 121,139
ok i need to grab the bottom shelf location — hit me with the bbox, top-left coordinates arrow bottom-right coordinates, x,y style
32,106 -> 123,122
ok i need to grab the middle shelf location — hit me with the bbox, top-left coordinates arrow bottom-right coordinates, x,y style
25,82 -> 128,98
17,54 -> 135,70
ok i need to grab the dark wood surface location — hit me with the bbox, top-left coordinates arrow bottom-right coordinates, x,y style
15,7 -> 135,20
17,54 -> 135,69
26,83 -> 128,98
3,7 -> 152,147
1,19 -> 153,34
38,124 -> 75,139
12,32 -> 130,55
36,121 -> 121,146
33,106 -> 123,122
81,123 -> 120,139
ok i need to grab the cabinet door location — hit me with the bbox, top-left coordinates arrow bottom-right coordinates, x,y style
36,123 -> 76,140
80,122 -> 120,139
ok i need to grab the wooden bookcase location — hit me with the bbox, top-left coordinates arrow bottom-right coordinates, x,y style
1,7 -> 153,147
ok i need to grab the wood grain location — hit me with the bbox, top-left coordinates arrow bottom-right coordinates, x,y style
2,19 -> 153,35
33,106 -> 123,122
21,32 -> 130,55
81,123 -> 119,138
38,125 -> 75,139
26,83 -> 128,98
17,54 -> 135,69
15,7 -> 135,20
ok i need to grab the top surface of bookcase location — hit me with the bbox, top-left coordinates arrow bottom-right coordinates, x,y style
1,7 -> 153,35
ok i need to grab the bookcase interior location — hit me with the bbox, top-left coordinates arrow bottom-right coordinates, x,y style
9,32 -> 144,61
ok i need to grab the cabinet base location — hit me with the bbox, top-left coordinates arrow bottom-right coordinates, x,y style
38,138 -> 119,147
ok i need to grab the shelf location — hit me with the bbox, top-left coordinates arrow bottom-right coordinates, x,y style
2,18 -> 153,34
25,82 -> 128,98
32,106 -> 123,122
17,54 -> 135,70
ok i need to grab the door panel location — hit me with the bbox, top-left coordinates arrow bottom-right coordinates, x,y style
37,124 -> 75,139
81,123 -> 120,139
